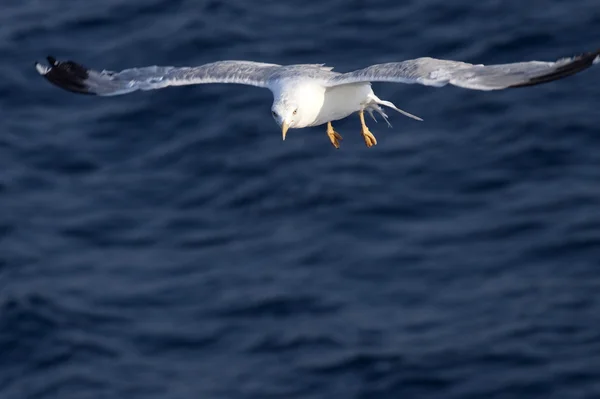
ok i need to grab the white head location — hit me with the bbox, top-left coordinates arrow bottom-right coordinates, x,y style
270,82 -> 325,140
271,100 -> 298,141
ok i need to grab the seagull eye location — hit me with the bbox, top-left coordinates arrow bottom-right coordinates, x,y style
293,109 -> 297,115
272,111 -> 278,118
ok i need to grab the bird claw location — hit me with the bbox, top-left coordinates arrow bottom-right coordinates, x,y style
362,128 -> 377,147
327,126 -> 343,149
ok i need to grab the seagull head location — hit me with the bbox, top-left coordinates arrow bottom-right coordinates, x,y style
271,101 -> 299,141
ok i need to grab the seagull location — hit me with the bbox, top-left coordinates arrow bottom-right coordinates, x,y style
35,49 -> 599,148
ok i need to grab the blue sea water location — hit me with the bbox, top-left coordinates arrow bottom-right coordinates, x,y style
2,0 -> 600,398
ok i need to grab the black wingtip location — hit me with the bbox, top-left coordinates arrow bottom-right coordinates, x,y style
509,48 -> 600,88
36,55 -> 95,95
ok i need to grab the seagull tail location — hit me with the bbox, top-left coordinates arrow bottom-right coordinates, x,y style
369,94 -> 423,122
367,104 -> 392,127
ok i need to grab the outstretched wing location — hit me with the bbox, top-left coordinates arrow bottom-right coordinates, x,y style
35,56 -> 281,96
324,49 -> 600,90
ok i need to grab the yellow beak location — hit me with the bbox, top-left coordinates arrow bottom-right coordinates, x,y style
281,122 -> 289,141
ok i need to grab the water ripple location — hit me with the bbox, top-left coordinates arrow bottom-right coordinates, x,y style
2,0 -> 600,398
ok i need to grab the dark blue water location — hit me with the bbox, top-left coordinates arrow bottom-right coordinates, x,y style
2,1 -> 600,398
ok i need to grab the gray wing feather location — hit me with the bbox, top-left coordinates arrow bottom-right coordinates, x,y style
35,57 -> 281,96
325,50 -> 600,90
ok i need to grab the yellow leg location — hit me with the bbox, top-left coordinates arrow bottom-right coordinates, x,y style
359,110 -> 377,148
326,121 -> 343,149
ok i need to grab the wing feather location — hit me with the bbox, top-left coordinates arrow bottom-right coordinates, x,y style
35,56 -> 281,96
324,49 -> 600,90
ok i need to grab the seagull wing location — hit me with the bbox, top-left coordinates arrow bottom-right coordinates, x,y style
35,56 -> 282,96
323,49 -> 600,90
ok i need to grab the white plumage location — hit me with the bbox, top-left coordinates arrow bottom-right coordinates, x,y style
35,49 -> 599,148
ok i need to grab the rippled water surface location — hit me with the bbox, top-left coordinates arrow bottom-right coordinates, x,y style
2,0 -> 600,398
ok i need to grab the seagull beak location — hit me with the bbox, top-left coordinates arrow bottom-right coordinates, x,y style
281,122 -> 289,141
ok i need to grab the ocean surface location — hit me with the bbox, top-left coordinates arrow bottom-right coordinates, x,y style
2,1 -> 600,398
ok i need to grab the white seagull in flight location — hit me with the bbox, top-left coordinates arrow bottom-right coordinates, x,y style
36,48 -> 599,148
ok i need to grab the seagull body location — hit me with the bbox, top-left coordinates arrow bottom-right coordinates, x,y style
36,49 -> 599,148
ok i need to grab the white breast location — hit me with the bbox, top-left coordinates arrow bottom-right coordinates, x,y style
308,83 -> 374,127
